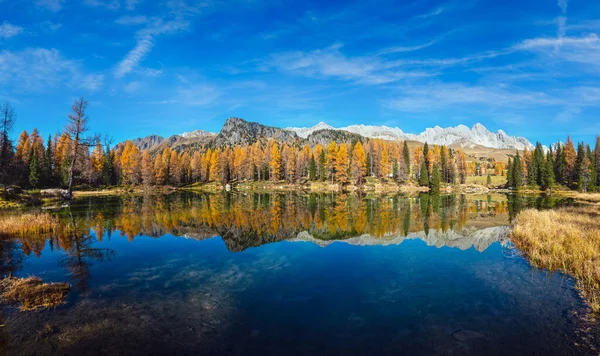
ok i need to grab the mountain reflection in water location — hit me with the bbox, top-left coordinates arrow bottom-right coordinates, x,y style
18,192 -> 567,256
3,192 -> 595,356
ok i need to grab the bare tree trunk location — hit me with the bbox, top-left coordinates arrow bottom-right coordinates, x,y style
66,130 -> 80,200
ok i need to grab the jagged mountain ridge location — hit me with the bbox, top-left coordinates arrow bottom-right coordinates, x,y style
286,122 -> 534,150
123,117 -> 535,155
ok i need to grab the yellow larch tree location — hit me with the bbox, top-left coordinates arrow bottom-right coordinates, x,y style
270,143 -> 281,181
120,140 -> 140,185
351,141 -> 367,183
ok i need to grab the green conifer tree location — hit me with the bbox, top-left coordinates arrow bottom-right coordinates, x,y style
309,154 -> 316,181
429,164 -> 441,193
418,161 -> 429,187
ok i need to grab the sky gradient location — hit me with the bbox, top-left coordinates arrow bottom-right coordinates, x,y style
1,0 -> 599,145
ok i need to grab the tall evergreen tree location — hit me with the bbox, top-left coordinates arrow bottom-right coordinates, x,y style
308,154 -> 316,181
430,164 -> 441,193
28,149 -> 40,188
418,161 -> 429,187
528,142 -> 544,186
402,141 -> 410,176
44,135 -> 54,187
553,144 -> 563,184
506,157 -> 514,188
423,142 -> 430,175
319,150 -> 326,182
513,152 -> 522,188
541,151 -> 555,190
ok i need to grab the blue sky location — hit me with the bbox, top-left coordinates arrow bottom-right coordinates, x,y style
1,0 -> 599,145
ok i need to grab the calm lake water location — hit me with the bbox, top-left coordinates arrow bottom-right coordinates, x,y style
1,192 -> 598,355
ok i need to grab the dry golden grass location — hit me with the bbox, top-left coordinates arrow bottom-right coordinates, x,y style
0,212 -> 59,236
0,276 -> 70,311
511,205 -> 600,313
569,193 -> 600,204
465,175 -> 507,186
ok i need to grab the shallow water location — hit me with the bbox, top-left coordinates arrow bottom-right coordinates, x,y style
1,192 -> 598,355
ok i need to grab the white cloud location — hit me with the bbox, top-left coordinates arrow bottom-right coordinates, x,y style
377,40 -> 438,55
416,7 -> 445,19
0,22 -> 23,39
35,0 -> 64,12
0,48 -> 103,92
115,36 -> 154,78
80,73 -> 105,91
266,44 -> 432,85
40,21 -> 62,31
558,0 -> 568,14
514,34 -> 600,68
125,0 -> 141,10
115,15 -> 149,26
515,34 -> 599,49
124,81 -> 142,93
115,19 -> 190,78
83,0 -> 120,10
384,83 -> 561,112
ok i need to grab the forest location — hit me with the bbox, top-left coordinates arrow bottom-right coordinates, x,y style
1,98 -> 600,196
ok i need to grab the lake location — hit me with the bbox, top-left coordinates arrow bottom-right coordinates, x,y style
1,192 -> 598,355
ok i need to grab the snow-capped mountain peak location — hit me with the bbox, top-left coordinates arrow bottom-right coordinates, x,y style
179,129 -> 216,138
285,121 -> 534,150
286,121 -> 334,138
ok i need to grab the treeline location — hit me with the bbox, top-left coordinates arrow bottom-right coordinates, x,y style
507,137 -> 600,191
111,139 -> 469,192
3,129 -> 469,192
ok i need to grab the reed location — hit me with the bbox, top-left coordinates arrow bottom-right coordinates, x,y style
0,212 -> 59,236
511,205 -> 600,313
0,276 -> 70,311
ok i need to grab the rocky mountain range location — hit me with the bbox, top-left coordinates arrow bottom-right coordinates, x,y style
123,117 -> 535,154
286,122 -> 535,150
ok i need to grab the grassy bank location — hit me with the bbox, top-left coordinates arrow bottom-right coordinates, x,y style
511,203 -> 600,313
0,277 -> 70,311
182,179 -> 431,194
0,212 -> 59,236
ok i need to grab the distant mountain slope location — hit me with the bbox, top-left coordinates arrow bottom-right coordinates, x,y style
210,117 -> 300,147
179,129 -> 216,139
306,129 -> 365,146
286,122 -> 534,150
116,134 -> 164,152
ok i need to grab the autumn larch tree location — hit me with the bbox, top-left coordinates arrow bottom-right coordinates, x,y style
141,150 -> 154,186
270,143 -> 281,181
120,140 -> 140,185
456,148 -> 467,184
335,143 -> 349,184
65,97 -> 98,200
351,141 -> 367,185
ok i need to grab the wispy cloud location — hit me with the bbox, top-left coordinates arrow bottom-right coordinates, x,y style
83,0 -> 120,10
35,0 -> 64,12
125,0 -> 141,10
265,44 -> 433,85
115,15 -> 149,26
558,0 -> 568,14
384,83 -> 561,113
114,19 -> 189,78
377,39 -> 438,55
515,34 -> 599,49
0,48 -> 103,92
40,21 -> 62,32
416,7 -> 445,19
0,22 -> 23,39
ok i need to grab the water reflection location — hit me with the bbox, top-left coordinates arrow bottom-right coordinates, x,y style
16,192 -> 573,259
0,192 -> 594,356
